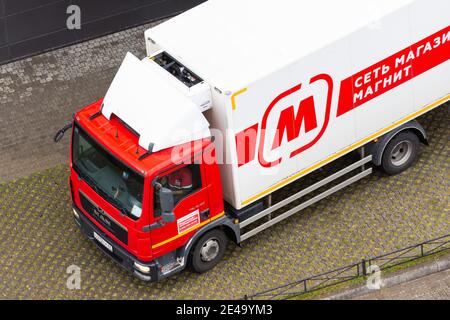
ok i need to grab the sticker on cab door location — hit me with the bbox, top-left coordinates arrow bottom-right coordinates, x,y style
177,210 -> 200,234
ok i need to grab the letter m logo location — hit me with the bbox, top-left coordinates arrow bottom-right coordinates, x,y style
235,74 -> 334,168
271,96 -> 318,150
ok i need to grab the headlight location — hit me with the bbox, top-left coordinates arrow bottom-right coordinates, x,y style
134,262 -> 151,274
73,208 -> 80,220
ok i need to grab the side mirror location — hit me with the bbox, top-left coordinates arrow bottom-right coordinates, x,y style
53,121 -> 73,143
159,187 -> 175,215
142,186 -> 176,232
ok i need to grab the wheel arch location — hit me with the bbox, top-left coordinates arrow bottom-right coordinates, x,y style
181,215 -> 240,261
371,120 -> 427,166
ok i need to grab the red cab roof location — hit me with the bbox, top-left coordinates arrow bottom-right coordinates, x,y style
75,100 -> 213,178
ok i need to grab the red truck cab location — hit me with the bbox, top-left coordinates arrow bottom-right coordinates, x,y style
70,100 -> 238,281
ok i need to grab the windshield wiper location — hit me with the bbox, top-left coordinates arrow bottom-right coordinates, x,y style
106,193 -> 130,217
75,164 -> 100,193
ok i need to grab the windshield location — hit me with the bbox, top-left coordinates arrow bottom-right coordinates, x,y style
72,124 -> 144,220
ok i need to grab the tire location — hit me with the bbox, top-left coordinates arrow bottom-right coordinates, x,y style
381,131 -> 420,175
190,229 -> 228,273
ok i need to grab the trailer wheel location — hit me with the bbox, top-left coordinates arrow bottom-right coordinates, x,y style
190,229 -> 227,273
381,131 -> 420,175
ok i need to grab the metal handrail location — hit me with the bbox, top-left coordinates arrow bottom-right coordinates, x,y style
244,234 -> 450,300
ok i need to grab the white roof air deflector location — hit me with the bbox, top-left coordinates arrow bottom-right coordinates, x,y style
102,52 -> 211,152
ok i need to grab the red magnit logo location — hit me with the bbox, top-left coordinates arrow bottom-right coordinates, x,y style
236,25 -> 450,168
258,74 -> 333,168
235,74 -> 333,168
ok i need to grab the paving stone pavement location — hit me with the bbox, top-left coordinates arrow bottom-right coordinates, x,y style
0,105 -> 448,299
0,17 -> 448,300
354,269 -> 450,300
0,20 -> 164,183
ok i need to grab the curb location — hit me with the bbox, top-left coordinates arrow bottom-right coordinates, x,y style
325,254 -> 450,300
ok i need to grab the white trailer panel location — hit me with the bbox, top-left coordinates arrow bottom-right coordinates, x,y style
146,0 -> 450,209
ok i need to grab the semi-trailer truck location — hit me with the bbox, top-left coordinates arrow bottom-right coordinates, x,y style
60,0 -> 450,281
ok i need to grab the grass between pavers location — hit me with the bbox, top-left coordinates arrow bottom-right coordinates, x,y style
286,250 -> 450,300
0,106 -> 448,299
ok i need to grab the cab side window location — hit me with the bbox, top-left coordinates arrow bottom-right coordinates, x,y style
154,164 -> 201,217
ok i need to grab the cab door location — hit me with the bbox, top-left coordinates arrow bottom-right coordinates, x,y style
150,163 -> 210,257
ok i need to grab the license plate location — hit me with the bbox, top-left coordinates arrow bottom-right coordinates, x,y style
93,232 -> 113,252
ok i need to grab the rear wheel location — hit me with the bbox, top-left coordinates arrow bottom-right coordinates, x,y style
190,229 -> 227,273
381,131 -> 420,175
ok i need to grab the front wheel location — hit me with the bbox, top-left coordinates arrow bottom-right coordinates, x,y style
190,229 -> 228,273
381,131 -> 420,175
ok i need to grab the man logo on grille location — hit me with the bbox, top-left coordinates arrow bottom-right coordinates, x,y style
94,206 -> 112,228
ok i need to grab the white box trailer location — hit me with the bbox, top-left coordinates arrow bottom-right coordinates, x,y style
144,0 -> 450,211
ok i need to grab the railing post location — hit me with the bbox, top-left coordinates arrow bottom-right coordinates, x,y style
361,259 -> 367,276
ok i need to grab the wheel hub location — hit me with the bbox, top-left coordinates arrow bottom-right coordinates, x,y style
390,140 -> 413,167
200,238 -> 220,262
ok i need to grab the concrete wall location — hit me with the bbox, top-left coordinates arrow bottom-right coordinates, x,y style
0,0 -> 205,65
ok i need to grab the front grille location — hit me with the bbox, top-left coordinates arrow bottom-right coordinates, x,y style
79,191 -> 128,245
79,192 -> 96,215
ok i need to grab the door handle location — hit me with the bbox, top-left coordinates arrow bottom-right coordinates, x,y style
200,209 -> 210,221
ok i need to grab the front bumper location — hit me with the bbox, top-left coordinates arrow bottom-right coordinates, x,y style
73,204 -> 166,281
